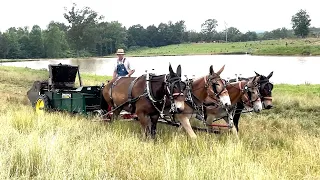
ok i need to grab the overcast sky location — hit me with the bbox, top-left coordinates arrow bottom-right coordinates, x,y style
0,0 -> 319,33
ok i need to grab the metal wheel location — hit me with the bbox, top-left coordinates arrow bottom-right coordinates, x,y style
92,109 -> 106,118
35,94 -> 50,115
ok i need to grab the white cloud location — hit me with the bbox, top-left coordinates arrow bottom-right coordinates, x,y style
0,0 -> 319,33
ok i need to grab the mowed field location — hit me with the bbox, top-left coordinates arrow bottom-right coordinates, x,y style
0,66 -> 320,179
125,38 -> 320,57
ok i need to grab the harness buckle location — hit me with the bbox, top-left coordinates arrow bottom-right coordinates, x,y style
170,103 -> 177,114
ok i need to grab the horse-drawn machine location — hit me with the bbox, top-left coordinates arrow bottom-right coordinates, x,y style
26,63 -> 136,120
26,63 -> 274,139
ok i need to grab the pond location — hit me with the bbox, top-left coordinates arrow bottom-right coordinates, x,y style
1,54 -> 320,84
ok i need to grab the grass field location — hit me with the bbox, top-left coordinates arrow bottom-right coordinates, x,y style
0,66 -> 320,179
125,38 -> 320,57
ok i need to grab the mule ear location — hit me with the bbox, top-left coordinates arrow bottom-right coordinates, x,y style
176,65 -> 182,77
169,63 -> 174,76
216,65 -> 225,75
209,65 -> 214,75
254,71 -> 260,76
267,71 -> 273,79
253,75 -> 260,83
251,75 -> 256,83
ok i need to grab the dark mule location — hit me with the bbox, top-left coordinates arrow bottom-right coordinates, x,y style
230,71 -> 274,132
173,65 -> 231,139
102,64 -> 186,139
204,75 -> 263,138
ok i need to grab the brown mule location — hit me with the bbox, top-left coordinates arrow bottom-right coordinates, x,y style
204,75 -> 262,138
172,65 -> 231,139
230,71 -> 274,132
102,64 -> 186,139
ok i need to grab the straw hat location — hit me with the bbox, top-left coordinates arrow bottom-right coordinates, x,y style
116,49 -> 125,55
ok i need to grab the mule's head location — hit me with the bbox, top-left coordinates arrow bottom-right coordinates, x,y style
255,71 -> 274,109
242,75 -> 263,113
167,64 -> 186,112
206,65 -> 231,107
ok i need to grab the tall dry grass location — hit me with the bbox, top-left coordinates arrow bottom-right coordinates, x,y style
0,66 -> 319,179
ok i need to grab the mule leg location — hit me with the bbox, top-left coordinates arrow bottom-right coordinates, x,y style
136,111 -> 150,139
175,114 -> 197,139
233,112 -> 241,132
233,103 -> 244,132
223,115 -> 239,140
150,114 -> 160,139
206,114 -> 215,133
111,109 -> 122,122
205,108 -> 227,133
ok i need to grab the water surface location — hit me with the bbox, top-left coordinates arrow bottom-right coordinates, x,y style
1,55 -> 320,84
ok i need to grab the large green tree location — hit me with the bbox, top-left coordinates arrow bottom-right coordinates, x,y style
18,35 -> 31,58
29,25 -> 44,58
5,28 -> 20,59
241,31 -> 258,41
127,24 -> 147,47
291,9 -> 311,38
201,19 -> 218,42
201,19 -> 218,34
145,25 -> 160,47
63,3 -> 103,56
0,32 -> 9,58
225,27 -> 242,42
43,24 -> 69,58
170,20 -> 186,44
94,21 -> 127,55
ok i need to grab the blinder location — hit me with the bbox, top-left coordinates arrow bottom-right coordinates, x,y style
165,75 -> 186,113
166,76 -> 186,96
258,81 -> 273,100
206,76 -> 228,98
242,83 -> 261,106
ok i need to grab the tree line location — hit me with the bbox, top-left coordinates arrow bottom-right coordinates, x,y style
0,4 -> 317,59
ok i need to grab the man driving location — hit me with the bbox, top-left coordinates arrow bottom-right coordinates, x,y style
112,49 -> 135,79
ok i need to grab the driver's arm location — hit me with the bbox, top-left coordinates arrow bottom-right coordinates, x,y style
126,60 -> 135,77
112,71 -> 117,79
112,63 -> 117,79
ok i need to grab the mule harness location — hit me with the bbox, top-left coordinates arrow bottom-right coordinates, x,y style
107,73 -> 181,118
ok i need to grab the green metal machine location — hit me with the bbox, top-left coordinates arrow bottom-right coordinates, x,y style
27,63 -> 106,116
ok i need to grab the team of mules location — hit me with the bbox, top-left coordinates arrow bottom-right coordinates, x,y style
102,64 -> 274,139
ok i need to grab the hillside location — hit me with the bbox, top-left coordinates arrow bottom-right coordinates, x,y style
125,38 -> 320,57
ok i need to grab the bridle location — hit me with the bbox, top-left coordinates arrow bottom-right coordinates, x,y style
204,75 -> 228,101
181,74 -> 230,122
165,75 -> 186,113
239,81 -> 261,107
145,72 -> 186,117
166,75 -> 185,97
184,74 -> 229,107
258,79 -> 273,101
